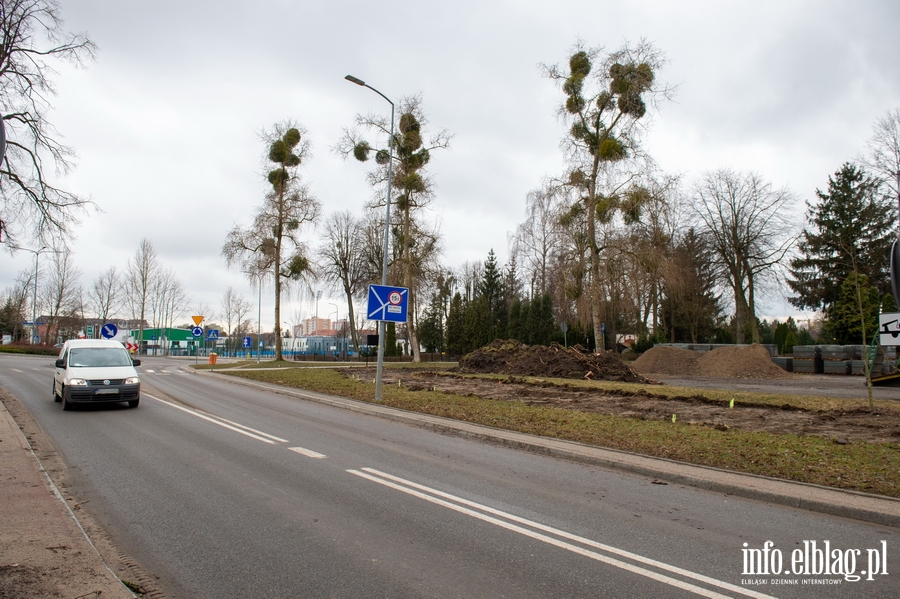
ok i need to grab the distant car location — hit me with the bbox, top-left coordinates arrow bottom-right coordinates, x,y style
53,339 -> 141,411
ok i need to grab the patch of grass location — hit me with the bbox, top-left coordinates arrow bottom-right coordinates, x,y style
219,367 -> 900,498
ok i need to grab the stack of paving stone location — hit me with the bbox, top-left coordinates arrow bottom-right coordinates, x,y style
792,345 -> 821,373
820,345 -> 851,375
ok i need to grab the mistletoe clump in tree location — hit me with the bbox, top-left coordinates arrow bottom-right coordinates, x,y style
544,41 -> 671,352
341,96 -> 450,362
223,123 -> 320,361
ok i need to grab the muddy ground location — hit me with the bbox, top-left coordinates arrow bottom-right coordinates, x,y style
368,369 -> 900,444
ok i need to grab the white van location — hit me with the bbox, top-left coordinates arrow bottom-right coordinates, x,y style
53,339 -> 141,410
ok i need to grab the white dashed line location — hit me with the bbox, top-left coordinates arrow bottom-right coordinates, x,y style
289,447 -> 327,459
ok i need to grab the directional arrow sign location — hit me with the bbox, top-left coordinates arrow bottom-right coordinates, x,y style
101,323 -> 118,339
191,326 -> 203,337
367,284 -> 409,323
242,336 -> 252,348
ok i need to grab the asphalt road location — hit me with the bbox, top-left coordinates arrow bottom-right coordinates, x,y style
1,353 -> 897,598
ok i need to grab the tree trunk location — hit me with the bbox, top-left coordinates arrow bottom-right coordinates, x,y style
344,284 -> 359,353
402,205 -> 422,362
747,275 -> 760,344
733,281 -> 745,344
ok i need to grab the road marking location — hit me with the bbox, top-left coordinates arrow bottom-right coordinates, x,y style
10,368 -> 21,372
348,468 -> 776,599
146,369 -> 156,373
144,393 -> 288,444
288,447 -> 327,459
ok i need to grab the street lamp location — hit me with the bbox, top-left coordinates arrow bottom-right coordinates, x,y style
245,271 -> 262,363
18,246 -> 47,344
345,74 -> 395,401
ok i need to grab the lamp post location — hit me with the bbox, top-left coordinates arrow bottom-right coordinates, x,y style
345,74 -> 395,401
19,246 -> 47,344
329,302 -> 340,361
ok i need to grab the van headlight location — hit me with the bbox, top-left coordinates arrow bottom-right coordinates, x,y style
125,376 -> 140,384
69,379 -> 88,386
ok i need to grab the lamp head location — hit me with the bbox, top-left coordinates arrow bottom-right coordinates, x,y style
344,75 -> 365,86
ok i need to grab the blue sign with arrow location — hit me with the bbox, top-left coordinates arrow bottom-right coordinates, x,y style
101,323 -> 118,339
242,336 -> 252,348
191,326 -> 203,337
367,284 -> 409,323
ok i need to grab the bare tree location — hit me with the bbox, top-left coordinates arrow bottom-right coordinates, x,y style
513,187 -> 565,298
0,0 -> 96,246
0,268 -> 33,340
220,286 -> 252,354
150,268 -> 186,354
40,246 -> 81,344
691,170 -> 796,343
864,107 -> 900,219
87,266 -> 120,326
318,210 -> 368,352
223,122 -> 320,361
124,238 -> 159,351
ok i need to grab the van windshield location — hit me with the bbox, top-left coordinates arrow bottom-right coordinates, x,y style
69,348 -> 133,368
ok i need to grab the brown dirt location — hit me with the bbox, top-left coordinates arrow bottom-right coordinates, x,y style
456,340 -> 654,384
632,344 -> 795,380
370,369 -> 900,444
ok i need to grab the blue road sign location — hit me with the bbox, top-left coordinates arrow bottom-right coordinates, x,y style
207,329 -> 219,341
191,326 -> 203,337
242,336 -> 252,348
367,284 -> 409,323
101,323 -> 118,339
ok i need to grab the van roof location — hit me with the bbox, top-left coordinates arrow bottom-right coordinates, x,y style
61,339 -> 126,350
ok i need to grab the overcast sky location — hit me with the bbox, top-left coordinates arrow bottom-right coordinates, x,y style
1,0 -> 898,331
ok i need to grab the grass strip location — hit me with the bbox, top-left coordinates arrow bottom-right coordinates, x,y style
219,366 -> 900,498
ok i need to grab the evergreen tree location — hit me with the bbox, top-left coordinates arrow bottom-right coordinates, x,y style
479,249 -> 503,342
789,163 -> 894,313
385,322 -> 399,357
825,272 -> 881,344
446,292 -> 466,357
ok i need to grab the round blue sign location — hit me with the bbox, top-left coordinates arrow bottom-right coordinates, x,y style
101,323 -> 118,339
191,326 -> 203,337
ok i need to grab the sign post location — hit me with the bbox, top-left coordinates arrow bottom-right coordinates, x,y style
366,284 -> 409,400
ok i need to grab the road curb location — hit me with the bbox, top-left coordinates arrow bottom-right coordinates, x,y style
199,370 -> 900,528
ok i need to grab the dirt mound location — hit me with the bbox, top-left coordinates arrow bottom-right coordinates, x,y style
456,340 -> 654,384
633,344 -> 794,380
631,346 -> 699,376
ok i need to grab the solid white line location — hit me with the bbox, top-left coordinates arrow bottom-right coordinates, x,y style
144,393 -> 283,444
10,368 -> 21,372
362,468 -> 775,599
288,447 -> 327,459
200,412 -> 289,442
351,468 -> 778,599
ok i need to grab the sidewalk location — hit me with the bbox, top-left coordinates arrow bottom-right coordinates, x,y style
0,396 -> 134,598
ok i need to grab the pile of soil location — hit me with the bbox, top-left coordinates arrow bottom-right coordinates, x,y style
456,340 -> 653,384
632,344 -> 794,380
